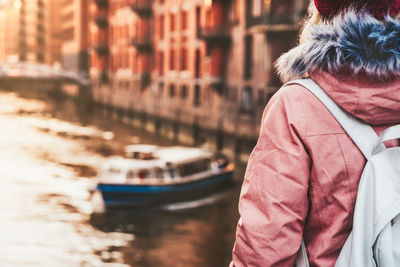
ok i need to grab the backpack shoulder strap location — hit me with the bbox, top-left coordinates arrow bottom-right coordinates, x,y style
288,78 -> 383,266
295,240 -> 310,267
286,78 -> 381,160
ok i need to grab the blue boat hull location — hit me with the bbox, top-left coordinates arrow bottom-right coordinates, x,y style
97,171 -> 235,208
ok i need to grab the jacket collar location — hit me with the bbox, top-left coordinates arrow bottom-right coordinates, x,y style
275,10 -> 400,83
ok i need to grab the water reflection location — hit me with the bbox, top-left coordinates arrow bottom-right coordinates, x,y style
90,191 -> 239,267
0,91 -> 244,266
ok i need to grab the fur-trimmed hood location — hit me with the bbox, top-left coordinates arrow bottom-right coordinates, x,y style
275,10 -> 400,82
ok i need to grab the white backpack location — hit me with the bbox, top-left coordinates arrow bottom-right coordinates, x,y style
289,79 -> 400,267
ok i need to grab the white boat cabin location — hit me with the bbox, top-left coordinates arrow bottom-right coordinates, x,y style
98,145 -> 230,185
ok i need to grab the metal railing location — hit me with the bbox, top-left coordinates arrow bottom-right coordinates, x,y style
129,0 -> 153,17
130,35 -> 153,52
197,25 -> 231,44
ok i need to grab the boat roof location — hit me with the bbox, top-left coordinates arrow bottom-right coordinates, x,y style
125,144 -> 159,154
104,157 -> 163,171
155,146 -> 213,164
104,146 -> 214,171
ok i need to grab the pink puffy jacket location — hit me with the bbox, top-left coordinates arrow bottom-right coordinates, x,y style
231,71 -> 400,267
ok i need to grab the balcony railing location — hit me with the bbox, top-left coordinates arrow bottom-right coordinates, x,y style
198,25 -> 231,45
94,16 -> 108,28
94,44 -> 109,55
130,36 -> 153,52
94,0 -> 108,8
129,0 -> 153,17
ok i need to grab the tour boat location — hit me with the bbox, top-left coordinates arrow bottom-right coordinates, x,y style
96,144 -> 235,208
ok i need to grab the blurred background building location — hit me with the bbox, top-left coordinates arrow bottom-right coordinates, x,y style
89,0 -> 308,153
45,0 -> 61,65
2,0 -> 47,62
0,0 -> 309,155
19,0 -> 46,62
0,0 -> 22,63
60,0 -> 89,75
0,0 -> 59,65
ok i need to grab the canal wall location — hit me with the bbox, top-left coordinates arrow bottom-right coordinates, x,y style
0,78 -> 92,103
88,79 -> 264,163
0,77 -> 62,96
92,101 -> 256,163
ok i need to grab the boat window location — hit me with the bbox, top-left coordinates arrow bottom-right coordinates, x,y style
166,162 -> 175,178
154,167 -> 164,179
138,169 -> 149,179
109,167 -> 121,174
177,158 -> 211,177
126,170 -> 135,179
128,151 -> 157,160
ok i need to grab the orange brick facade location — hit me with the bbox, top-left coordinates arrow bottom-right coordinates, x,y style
88,0 -> 308,155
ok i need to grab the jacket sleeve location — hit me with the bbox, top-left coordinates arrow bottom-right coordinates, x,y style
231,86 -> 311,267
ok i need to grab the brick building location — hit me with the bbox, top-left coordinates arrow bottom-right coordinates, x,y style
60,0 -> 89,74
0,0 -> 64,65
89,0 -> 308,156
18,0 -> 46,62
44,0 -> 62,65
0,0 -> 47,63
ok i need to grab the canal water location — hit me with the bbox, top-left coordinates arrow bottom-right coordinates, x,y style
0,90 -> 247,266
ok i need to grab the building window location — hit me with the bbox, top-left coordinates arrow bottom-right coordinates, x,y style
242,86 -> 253,113
195,49 -> 200,78
196,7 -> 201,37
159,52 -> 164,75
181,11 -> 188,30
170,14 -> 175,32
180,48 -> 188,71
170,49 -> 175,70
159,15 -> 164,39
244,35 -> 253,80
169,84 -> 175,98
180,85 -> 188,99
37,52 -> 44,63
194,84 -> 201,106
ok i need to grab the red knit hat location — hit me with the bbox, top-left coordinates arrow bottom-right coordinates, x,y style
314,0 -> 400,19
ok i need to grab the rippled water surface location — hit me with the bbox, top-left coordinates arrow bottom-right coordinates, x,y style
0,92 -> 245,266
